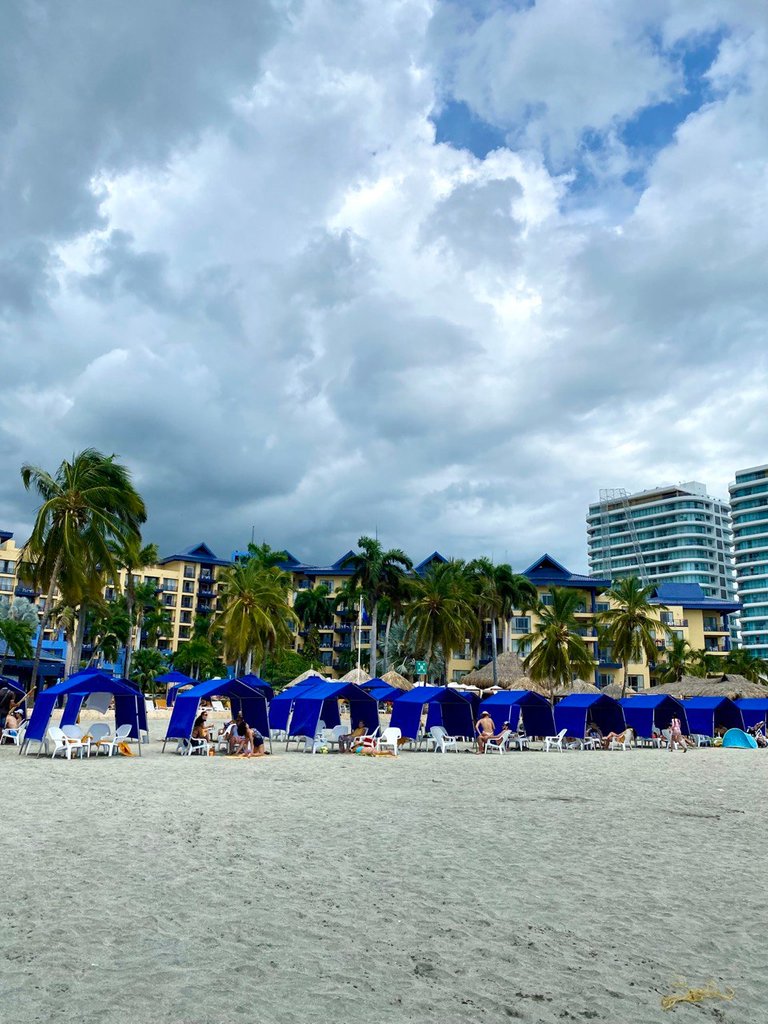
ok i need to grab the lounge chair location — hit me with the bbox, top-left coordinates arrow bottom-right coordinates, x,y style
0,719 -> 25,746
692,733 -> 712,747
101,723 -> 135,757
608,728 -> 634,751
211,700 -> 226,713
508,731 -> 531,751
484,729 -> 511,754
61,725 -> 89,758
544,728 -> 567,752
323,724 -> 348,751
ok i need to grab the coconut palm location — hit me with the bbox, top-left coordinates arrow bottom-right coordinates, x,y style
110,539 -> 159,680
342,537 -> 413,676
688,648 -> 719,678
130,647 -> 167,692
722,647 -> 768,683
88,598 -> 132,667
468,558 -> 505,687
519,587 -> 596,703
0,618 -> 35,675
20,449 -> 146,695
597,577 -> 670,698
243,542 -> 289,569
497,568 -> 539,653
656,635 -> 694,684
216,559 -> 297,673
294,584 -> 333,663
379,568 -> 413,674
404,560 -> 476,683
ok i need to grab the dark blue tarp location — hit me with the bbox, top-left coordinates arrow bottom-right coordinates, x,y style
479,690 -> 555,737
554,693 -> 625,739
267,679 -> 319,731
389,687 -> 475,739
157,671 -> 196,707
0,675 -> 26,715
287,682 -> 378,739
734,699 -> 768,730
682,697 -> 743,737
364,684 -> 403,703
24,673 -> 143,750
164,677 -> 271,748
424,690 -> 479,737
619,694 -> 689,737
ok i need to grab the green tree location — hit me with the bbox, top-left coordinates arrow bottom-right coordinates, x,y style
721,647 -> 768,684
294,584 -> 333,665
262,648 -> 312,691
519,587 -> 597,702
379,568 -> 413,674
0,618 -> 35,675
497,568 -> 539,653
110,539 -> 159,680
468,558 -> 508,687
216,559 -> 296,673
597,577 -> 670,698
171,636 -> 225,680
243,542 -> 289,569
20,448 -> 146,695
404,560 -> 476,683
89,598 -> 131,667
130,647 -> 167,692
342,537 -> 413,676
656,634 -> 694,684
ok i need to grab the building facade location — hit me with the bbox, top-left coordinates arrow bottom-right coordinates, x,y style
587,482 -> 736,602
729,465 -> 768,659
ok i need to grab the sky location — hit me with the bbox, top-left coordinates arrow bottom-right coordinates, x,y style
1,0 -> 767,573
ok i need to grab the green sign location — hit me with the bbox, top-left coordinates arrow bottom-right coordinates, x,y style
415,660 -> 428,675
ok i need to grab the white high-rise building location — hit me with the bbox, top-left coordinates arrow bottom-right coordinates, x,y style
729,465 -> 768,659
587,482 -> 736,601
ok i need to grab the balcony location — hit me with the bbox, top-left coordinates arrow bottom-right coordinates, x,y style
198,585 -> 216,597
14,585 -> 36,599
703,619 -> 727,634
333,643 -> 352,653
661,618 -> 688,628
335,623 -> 353,633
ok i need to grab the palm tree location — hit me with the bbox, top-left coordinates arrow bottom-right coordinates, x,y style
497,568 -> 539,653
656,635 -> 694,684
333,579 -> 363,656
721,647 -> 768,684
130,647 -> 167,692
519,587 -> 596,702
597,577 -> 670,698
49,601 -> 78,676
20,449 -> 146,695
0,618 -> 35,675
110,539 -> 159,680
468,558 -> 505,687
88,598 -> 131,667
404,560 -> 476,683
244,542 -> 289,569
689,648 -> 719,678
216,559 -> 297,673
380,568 -> 413,674
294,584 -> 333,664
342,537 -> 413,676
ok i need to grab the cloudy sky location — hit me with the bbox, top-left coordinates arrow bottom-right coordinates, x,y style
2,1 -> 767,572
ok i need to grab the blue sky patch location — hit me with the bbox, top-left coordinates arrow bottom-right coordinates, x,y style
431,99 -> 507,158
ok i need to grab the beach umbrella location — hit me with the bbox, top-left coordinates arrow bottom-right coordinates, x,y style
339,667 -> 372,684
650,674 -> 768,700
460,652 -> 532,691
379,669 -> 413,691
284,667 -> 332,689
553,678 -> 602,697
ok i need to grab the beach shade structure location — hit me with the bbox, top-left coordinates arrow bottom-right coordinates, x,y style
722,728 -> 758,749
379,669 -> 413,691
361,679 -> 403,703
156,671 -> 195,707
21,673 -> 144,756
163,676 -> 271,753
267,679 -> 320,732
287,681 -> 379,744
680,696 -> 743,737
284,667 -> 332,689
734,699 -> 768,730
234,674 -> 274,701
651,675 -> 768,700
389,686 -> 475,741
459,651 -> 531,691
0,676 -> 27,716
554,693 -> 625,740
479,690 -> 556,737
339,667 -> 372,684
619,694 -> 689,738
555,678 -> 602,697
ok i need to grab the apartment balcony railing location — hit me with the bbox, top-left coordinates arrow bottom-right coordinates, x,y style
335,623 -> 353,633
661,618 -> 688,628
14,585 -> 36,599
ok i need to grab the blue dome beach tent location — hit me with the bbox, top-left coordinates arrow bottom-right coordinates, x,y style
619,694 -> 689,739
554,693 -> 625,740
734,699 -> 768,731
163,676 -> 272,753
21,673 -> 144,756
388,686 -> 475,741
479,690 -> 556,738
722,728 -> 758,749
286,681 -> 379,748
156,671 -> 195,707
680,696 -> 743,738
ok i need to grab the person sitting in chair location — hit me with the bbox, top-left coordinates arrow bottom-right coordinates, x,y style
339,720 -> 367,753
475,711 -> 496,753
602,726 -> 634,748
192,711 -> 211,742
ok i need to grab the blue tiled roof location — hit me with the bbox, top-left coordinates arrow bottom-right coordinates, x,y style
650,583 -> 740,613
158,542 -> 231,567
414,551 -> 448,576
523,553 -> 610,590
0,529 -> 12,543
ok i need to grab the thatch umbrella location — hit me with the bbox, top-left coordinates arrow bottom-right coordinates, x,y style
651,674 -> 768,700
554,678 -> 602,697
460,652 -> 531,692
601,682 -> 628,699
285,667 -> 331,689
379,669 -> 413,691
339,667 -> 372,684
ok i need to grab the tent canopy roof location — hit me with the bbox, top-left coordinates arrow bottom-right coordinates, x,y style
155,671 -> 194,684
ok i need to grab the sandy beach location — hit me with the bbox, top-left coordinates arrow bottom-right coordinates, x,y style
1,740 -> 766,1024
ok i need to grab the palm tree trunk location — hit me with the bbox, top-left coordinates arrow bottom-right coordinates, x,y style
30,548 -> 64,698
491,617 -> 499,688
369,601 -> 378,676
383,610 -> 393,674
245,649 -> 253,674
621,662 -> 628,699
71,603 -> 88,677
124,583 -> 135,680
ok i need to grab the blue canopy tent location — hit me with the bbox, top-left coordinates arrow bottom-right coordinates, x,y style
682,697 -> 743,737
21,673 -> 144,756
156,671 -> 196,707
0,675 -> 27,717
389,686 -> 475,741
735,699 -> 768,731
554,693 -> 625,739
268,678 -> 324,732
235,674 -> 274,701
287,682 -> 379,745
361,679 -> 403,703
479,690 -> 555,737
163,677 -> 271,753
619,694 -> 689,738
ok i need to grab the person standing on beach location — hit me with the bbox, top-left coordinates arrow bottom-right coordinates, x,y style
476,711 -> 495,753
668,717 -> 688,752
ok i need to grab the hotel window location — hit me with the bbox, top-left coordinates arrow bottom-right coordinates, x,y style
163,578 -> 177,592
183,580 -> 195,594
184,564 -> 196,578
513,616 -> 531,632
179,626 -> 190,639
180,612 -> 192,624
144,576 -> 159,588
540,594 -> 553,606
0,577 -> 13,592
181,596 -> 193,609
164,594 -> 176,607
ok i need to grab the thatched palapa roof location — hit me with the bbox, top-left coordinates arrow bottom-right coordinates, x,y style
379,669 -> 413,691
650,674 -> 768,700
460,652 -> 531,692
285,667 -> 331,689
554,678 -> 602,697
339,667 -> 372,684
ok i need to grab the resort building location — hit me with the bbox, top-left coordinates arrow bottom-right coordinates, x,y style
587,482 -> 736,602
729,465 -> 768,659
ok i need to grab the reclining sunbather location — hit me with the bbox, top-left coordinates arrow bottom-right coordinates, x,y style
602,727 -> 634,748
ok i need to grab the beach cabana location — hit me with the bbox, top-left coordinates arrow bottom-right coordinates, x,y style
287,681 -> 378,742
681,696 -> 743,737
362,679 -> 402,703
22,673 -> 144,755
156,671 -> 195,707
268,677 -> 325,732
389,686 -> 475,740
163,676 -> 271,752
479,690 -> 555,737
619,694 -> 689,738
554,693 -> 625,739
734,699 -> 768,730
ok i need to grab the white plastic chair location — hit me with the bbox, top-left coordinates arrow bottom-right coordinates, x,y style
48,726 -> 85,760
102,723 -> 133,757
323,724 -> 347,751
144,699 -> 155,714
377,727 -> 401,755
484,729 -> 511,754
544,728 -> 567,752
692,733 -> 712,747
608,728 -> 634,751
217,722 -> 235,752
61,724 -> 89,758
509,731 -> 532,751
430,725 -> 458,753
211,700 -> 226,713
87,722 -> 112,755
0,719 -> 25,746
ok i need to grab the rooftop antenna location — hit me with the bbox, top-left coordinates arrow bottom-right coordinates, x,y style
250,525 -> 255,544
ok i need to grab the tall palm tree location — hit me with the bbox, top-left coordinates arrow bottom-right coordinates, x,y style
519,587 -> 596,702
333,578 -> 363,656
468,558 -> 505,687
20,449 -> 146,695
722,647 -> 768,684
110,539 -> 159,680
404,560 -> 476,683
89,598 -> 131,667
216,559 -> 297,673
656,635 -> 694,684
497,567 -> 539,653
129,647 -> 167,693
294,584 -> 333,664
342,536 -> 413,676
380,568 -> 413,674
597,577 -> 670,698
689,648 -> 719,678
0,618 -> 35,675
244,542 -> 289,569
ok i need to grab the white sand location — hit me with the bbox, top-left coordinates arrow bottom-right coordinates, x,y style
1,740 -> 765,1024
